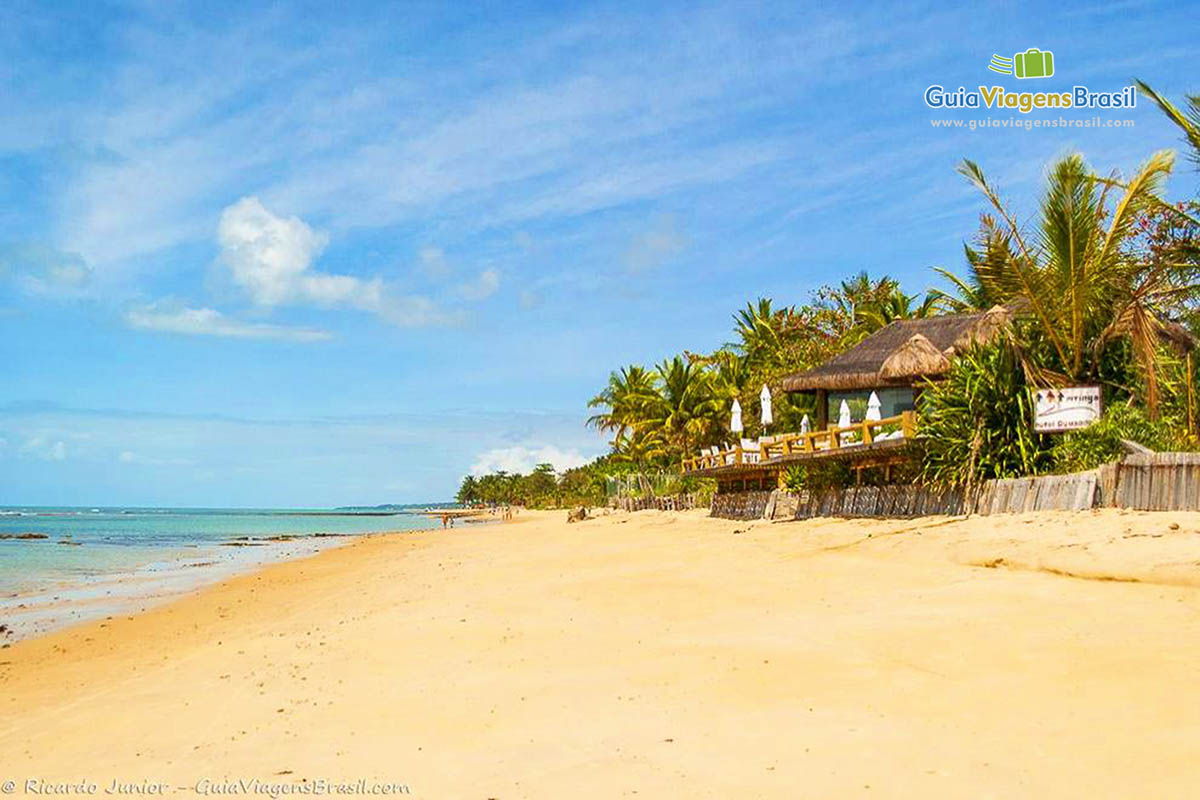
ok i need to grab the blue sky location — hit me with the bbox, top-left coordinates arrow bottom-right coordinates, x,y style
1,0 -> 1197,507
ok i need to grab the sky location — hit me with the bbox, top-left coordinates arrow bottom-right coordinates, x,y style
1,0 -> 1198,507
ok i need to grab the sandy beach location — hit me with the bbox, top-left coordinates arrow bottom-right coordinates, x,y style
3,508 -> 1200,798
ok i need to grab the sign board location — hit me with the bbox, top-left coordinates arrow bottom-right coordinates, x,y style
1033,386 -> 1102,433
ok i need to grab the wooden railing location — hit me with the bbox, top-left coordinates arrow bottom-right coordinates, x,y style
681,411 -> 916,473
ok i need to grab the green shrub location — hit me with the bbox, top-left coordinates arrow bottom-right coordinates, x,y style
1049,404 -> 1194,472
918,340 -> 1050,486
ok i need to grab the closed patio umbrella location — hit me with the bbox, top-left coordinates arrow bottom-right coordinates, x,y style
838,399 -> 852,428
800,414 -> 810,434
730,399 -> 743,434
866,391 -> 882,422
759,384 -> 773,429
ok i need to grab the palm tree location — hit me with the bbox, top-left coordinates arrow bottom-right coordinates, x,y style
929,222 -> 1018,312
958,151 -> 1197,415
646,356 -> 720,458
1134,81 -> 1200,235
856,284 -> 940,331
611,428 -> 669,472
587,365 -> 658,443
456,475 -> 479,505
1138,80 -> 1200,169
730,298 -> 796,370
823,272 -> 925,343
708,349 -> 751,402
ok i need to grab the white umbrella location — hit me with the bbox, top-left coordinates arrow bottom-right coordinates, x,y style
800,414 -> 810,434
759,384 -> 773,428
838,399 -> 852,428
866,391 -> 882,422
730,399 -> 743,434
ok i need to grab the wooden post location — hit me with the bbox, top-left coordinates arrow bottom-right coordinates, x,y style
828,424 -> 840,450
1188,352 -> 1196,440
901,410 -> 916,439
862,420 -> 873,445
816,390 -> 829,430
735,445 -> 743,465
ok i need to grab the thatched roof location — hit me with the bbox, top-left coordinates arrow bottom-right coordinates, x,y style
878,333 -> 950,380
782,307 -> 1012,392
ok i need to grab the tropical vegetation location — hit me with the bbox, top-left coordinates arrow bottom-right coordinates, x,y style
460,81 -> 1200,504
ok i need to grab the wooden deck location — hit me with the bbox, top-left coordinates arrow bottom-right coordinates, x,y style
682,411 -> 917,477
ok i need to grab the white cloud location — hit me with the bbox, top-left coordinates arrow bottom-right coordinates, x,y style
624,215 -> 686,272
457,268 -> 501,301
124,303 -> 332,342
217,197 -> 456,327
0,243 -> 93,296
218,196 -> 379,307
470,444 -> 592,476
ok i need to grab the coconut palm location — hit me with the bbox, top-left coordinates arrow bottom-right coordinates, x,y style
1137,80 -> 1200,169
611,428 -> 669,471
645,356 -> 721,458
958,151 -> 1198,415
1134,81 -> 1200,237
929,221 -> 1019,312
455,475 -> 479,505
586,365 -> 658,443
730,298 -> 796,370
856,284 -> 940,332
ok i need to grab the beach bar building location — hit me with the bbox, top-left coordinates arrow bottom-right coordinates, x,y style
682,306 -> 1013,493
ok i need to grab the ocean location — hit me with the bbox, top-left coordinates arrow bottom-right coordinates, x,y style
0,506 -> 441,640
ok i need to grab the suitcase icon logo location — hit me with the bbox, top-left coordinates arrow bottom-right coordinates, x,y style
988,48 -> 1055,79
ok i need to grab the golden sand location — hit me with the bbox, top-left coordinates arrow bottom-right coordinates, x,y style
2,508 -> 1200,798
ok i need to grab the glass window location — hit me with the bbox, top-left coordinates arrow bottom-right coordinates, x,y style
828,388 -> 914,421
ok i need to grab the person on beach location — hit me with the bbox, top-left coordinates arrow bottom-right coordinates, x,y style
441,513 -> 448,529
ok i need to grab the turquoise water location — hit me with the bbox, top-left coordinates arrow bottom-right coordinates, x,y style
0,506 -> 439,606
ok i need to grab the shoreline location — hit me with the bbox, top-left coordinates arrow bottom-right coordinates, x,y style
2,508 -> 1199,796
0,506 -> 446,642
0,531 -> 399,643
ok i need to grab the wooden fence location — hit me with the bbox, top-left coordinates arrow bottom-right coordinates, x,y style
612,494 -> 703,513
783,484 -> 967,519
972,470 -> 1100,514
711,490 -> 774,519
1099,452 -> 1200,511
706,452 -> 1200,520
